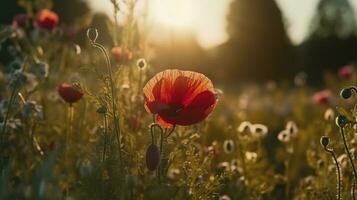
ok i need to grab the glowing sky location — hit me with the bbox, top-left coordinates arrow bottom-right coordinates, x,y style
89,0 -> 357,48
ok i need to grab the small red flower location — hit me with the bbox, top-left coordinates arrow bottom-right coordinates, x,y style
111,47 -> 133,63
339,65 -> 354,79
36,9 -> 59,30
312,89 -> 331,105
57,83 -> 83,104
143,69 -> 217,127
12,14 -> 28,28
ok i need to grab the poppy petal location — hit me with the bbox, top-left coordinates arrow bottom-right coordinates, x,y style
158,90 -> 217,126
145,101 -> 170,114
156,115 -> 174,128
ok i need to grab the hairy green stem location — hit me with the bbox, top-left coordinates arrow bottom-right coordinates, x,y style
340,127 -> 356,200
102,114 -> 108,163
88,30 -> 122,165
324,146 -> 341,200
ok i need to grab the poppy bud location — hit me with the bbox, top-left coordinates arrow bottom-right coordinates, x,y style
335,115 -> 348,128
223,140 -> 234,154
320,136 -> 330,148
96,105 -> 107,114
340,87 -> 356,99
137,58 -> 147,69
9,59 -> 23,72
145,144 -> 160,171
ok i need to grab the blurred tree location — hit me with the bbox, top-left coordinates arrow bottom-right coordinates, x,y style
0,0 -> 25,23
309,0 -> 356,39
298,0 -> 357,83
211,0 -> 293,83
53,0 -> 90,26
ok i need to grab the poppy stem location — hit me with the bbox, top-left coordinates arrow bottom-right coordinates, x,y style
102,114 -> 108,163
323,145 -> 341,200
339,127 -> 357,200
236,132 -> 247,178
159,127 -> 164,183
150,123 -> 165,182
136,69 -> 143,118
87,29 -> 123,171
66,103 -> 73,156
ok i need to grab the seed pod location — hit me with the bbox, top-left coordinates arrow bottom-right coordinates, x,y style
137,58 -> 147,69
146,144 -> 160,171
223,140 -> 235,154
96,105 -> 107,114
335,115 -> 348,128
340,88 -> 352,99
320,136 -> 330,148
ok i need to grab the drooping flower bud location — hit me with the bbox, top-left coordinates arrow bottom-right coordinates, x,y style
145,144 -> 160,171
340,87 -> 355,99
335,115 -> 348,128
320,136 -> 330,148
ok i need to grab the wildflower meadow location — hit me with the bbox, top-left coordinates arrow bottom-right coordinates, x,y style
0,0 -> 356,199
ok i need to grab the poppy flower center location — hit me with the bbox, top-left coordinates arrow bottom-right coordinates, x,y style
161,103 -> 183,117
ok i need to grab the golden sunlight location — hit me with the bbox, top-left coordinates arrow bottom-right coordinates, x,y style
150,0 -> 194,30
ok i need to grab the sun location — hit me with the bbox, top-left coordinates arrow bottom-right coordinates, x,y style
150,0 -> 195,30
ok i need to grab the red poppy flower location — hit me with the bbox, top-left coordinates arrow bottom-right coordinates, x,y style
111,47 -> 133,63
143,69 -> 217,127
57,83 -> 83,104
312,89 -> 331,105
12,14 -> 28,28
36,9 -> 59,30
338,65 -> 354,79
